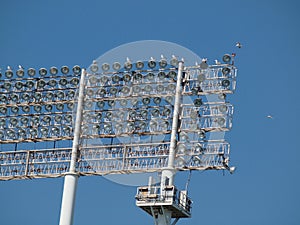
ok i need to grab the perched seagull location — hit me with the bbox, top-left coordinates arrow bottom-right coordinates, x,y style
236,42 -> 242,48
214,59 -> 221,65
267,115 -> 273,119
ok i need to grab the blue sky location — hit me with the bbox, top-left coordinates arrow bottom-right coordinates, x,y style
1,0 -> 300,225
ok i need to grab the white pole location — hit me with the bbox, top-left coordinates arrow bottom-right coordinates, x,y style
59,68 -> 86,225
161,61 -> 184,187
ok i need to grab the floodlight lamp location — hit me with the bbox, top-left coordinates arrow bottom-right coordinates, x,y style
90,61 -> 99,73
63,126 -> 71,135
56,103 -> 64,111
18,129 -> 26,138
103,123 -> 112,132
132,85 -> 141,94
51,127 -> 60,136
170,55 -> 178,67
33,92 -> 42,101
165,96 -> 174,104
67,102 -> 74,110
151,108 -> 160,117
84,101 -> 93,109
37,79 -> 46,88
156,85 -> 164,93
120,99 -> 127,106
108,100 -> 115,107
0,94 -> 6,103
56,91 -> 65,99
153,97 -> 161,105
159,55 -> 168,68
11,106 -> 19,114
123,73 -> 131,82
48,79 -> 57,87
92,125 -> 101,134
45,92 -> 54,100
20,117 -> 29,126
97,101 -> 105,108
120,86 -> 130,95
146,72 -> 155,81
149,120 -> 157,131
39,68 -> 47,76
124,58 -> 133,71
22,105 -> 30,113
192,156 -> 201,164
3,82 -> 11,90
219,105 -> 228,113
190,110 -> 198,119
134,73 -> 142,81
101,63 -> 110,72
136,61 -> 144,69
14,81 -> 23,90
158,71 -> 166,80
131,98 -> 139,106
40,127 -> 49,137
16,66 -> 25,77
72,65 -> 81,75
61,66 -> 69,75
45,104 -> 53,112
66,90 -> 75,99
9,117 -> 18,127
218,93 -> 226,100
194,98 -> 203,107
58,78 -> 68,86
70,77 -> 79,86
195,143 -> 203,153
222,54 -> 231,63
86,89 -> 94,97
221,79 -> 230,87
7,129 -> 15,138
0,106 -> 7,114
112,75 -> 121,83
144,84 -> 153,93
167,84 -> 176,92
162,107 -> 171,116
29,128 -> 38,137
5,67 -> 13,78
54,115 -> 62,123
50,67 -> 58,75
148,57 -> 156,68
112,62 -> 121,71
128,110 -> 136,120
99,76 -> 108,84
198,130 -> 206,139
126,122 -> 135,132
222,67 -> 231,76
115,123 -> 123,133
42,116 -> 51,125
27,68 -> 36,77
31,117 -> 40,126
142,97 -> 150,105
21,93 -> 30,101
177,143 -> 187,154
216,117 -> 226,126
109,87 -> 118,95
0,118 -> 5,127
26,80 -> 35,89
179,132 -> 189,142
140,110 -> 148,119
160,120 -> 169,130
168,71 -> 177,79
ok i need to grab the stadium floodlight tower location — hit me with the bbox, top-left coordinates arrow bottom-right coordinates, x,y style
0,40 -> 237,225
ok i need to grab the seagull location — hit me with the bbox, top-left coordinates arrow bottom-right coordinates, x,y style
236,42 -> 242,48
267,115 -> 273,119
214,59 -> 221,65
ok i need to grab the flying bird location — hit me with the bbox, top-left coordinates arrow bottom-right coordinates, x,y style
267,115 -> 273,119
236,42 -> 242,48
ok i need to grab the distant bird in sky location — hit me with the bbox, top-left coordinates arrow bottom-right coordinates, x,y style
236,42 -> 242,48
267,115 -> 273,119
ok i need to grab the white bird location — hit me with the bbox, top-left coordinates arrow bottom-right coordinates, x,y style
214,59 -> 221,65
236,42 -> 242,48
267,115 -> 273,119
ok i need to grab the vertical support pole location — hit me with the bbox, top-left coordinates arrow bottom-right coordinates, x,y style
156,61 -> 184,225
161,61 -> 184,188
59,69 -> 86,225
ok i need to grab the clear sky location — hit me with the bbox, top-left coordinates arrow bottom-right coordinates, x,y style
0,0 -> 300,225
